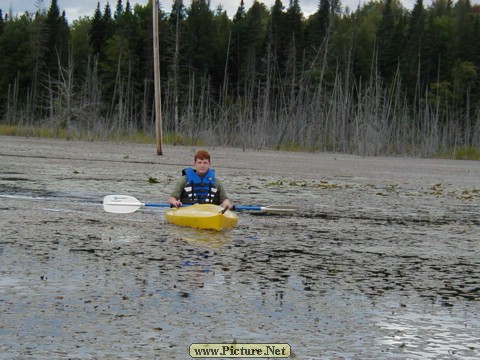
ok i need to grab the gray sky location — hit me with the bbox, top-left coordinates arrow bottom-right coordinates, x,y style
2,0 -> 427,22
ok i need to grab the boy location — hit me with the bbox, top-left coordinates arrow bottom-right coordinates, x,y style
167,150 -> 233,209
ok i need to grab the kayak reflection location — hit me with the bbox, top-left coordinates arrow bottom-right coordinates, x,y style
169,226 -> 234,250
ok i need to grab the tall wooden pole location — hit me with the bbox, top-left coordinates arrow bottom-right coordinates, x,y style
152,0 -> 163,155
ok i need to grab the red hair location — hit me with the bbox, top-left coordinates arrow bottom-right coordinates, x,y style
194,150 -> 211,161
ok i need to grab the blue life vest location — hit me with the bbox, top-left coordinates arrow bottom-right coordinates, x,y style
181,168 -> 220,204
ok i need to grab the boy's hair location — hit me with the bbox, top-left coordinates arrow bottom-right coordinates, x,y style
195,150 -> 211,161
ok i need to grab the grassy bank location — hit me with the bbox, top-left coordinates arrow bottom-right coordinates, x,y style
1,124 -> 479,160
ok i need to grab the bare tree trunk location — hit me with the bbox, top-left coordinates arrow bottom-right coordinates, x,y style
59,49 -> 74,140
172,3 -> 181,134
152,0 -> 163,155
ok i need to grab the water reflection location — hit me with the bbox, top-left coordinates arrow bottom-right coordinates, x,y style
375,300 -> 479,359
1,210 -> 479,359
168,225 -> 235,250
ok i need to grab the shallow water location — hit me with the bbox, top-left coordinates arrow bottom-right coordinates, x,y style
1,137 -> 479,359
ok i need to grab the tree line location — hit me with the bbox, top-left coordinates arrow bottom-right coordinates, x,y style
0,0 -> 479,157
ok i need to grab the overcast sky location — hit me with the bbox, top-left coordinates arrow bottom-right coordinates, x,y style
2,0 -> 432,22
5,0 -> 480,22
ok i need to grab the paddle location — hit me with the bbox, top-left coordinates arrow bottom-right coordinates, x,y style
103,195 -> 298,214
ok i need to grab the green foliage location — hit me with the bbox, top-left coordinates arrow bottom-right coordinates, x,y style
0,124 -> 68,138
163,132 -> 207,146
148,176 -> 159,183
89,3 -> 105,56
0,0 -> 480,155
44,0 -> 70,71
121,131 -> 155,144
0,124 -> 18,135
440,146 -> 480,160
0,14 -> 35,106
185,0 -> 216,74
275,141 -> 310,152
304,0 -> 330,54
70,17 -> 92,76
0,9 -> 4,36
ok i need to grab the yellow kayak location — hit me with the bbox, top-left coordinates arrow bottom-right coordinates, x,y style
165,204 -> 238,231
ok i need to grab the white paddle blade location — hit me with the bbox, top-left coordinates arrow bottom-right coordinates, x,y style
103,195 -> 143,213
262,205 -> 299,214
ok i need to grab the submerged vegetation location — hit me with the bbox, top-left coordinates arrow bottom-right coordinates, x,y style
0,0 -> 479,158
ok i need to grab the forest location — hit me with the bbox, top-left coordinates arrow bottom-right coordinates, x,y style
0,0 -> 479,157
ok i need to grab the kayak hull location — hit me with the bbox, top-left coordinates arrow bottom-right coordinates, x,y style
165,204 -> 238,231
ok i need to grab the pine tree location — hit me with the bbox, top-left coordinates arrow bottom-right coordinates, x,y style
115,0 -> 124,20
285,0 -> 303,78
185,0 -> 215,74
376,0 -> 396,80
427,0 -> 454,83
473,14 -> 480,69
244,1 -> 269,78
285,0 -> 303,47
402,0 -> 426,93
318,0 -> 330,39
89,3 -> 105,56
268,0 -> 287,74
43,0 -> 70,74
430,0 -> 453,17
0,9 -> 4,36
0,14 -> 35,108
230,0 -> 248,91
233,0 -> 246,22
453,0 -> 474,62
103,2 -> 114,42
304,0 -> 330,55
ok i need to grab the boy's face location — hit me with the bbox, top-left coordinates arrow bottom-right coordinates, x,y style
194,158 -> 210,176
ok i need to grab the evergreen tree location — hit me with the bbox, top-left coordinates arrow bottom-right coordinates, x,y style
233,0 -> 246,22
70,17 -> 92,79
407,0 -> 426,56
470,14 -> 480,104
43,0 -> 70,74
304,0 -> 330,55
244,1 -> 269,75
0,9 -> 4,36
376,0 -> 396,80
116,0 -> 136,38
245,1 -> 269,55
212,9 -> 232,93
284,0 -> 304,77
347,1 -> 383,83
268,0 -> 288,74
0,14 -> 35,109
1,0 -> 480,152
103,2 -> 114,42
430,0 -> 453,17
391,11 -> 408,59
473,14 -> 480,69
89,3 -> 105,56
185,0 -> 215,74
450,0 -> 478,111
427,0 -> 454,83
115,0 -> 124,20
453,0 -> 474,62
169,0 -> 187,23
402,0 -> 426,93
318,0 -> 330,34
285,0 -> 303,47
167,0 -> 187,75
230,0 -> 248,90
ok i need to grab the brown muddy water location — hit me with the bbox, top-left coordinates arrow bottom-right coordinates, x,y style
1,136 -> 479,359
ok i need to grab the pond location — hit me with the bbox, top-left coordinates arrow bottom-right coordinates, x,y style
1,136 -> 479,359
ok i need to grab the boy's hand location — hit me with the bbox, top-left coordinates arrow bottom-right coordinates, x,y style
221,199 -> 233,210
168,196 -> 182,208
